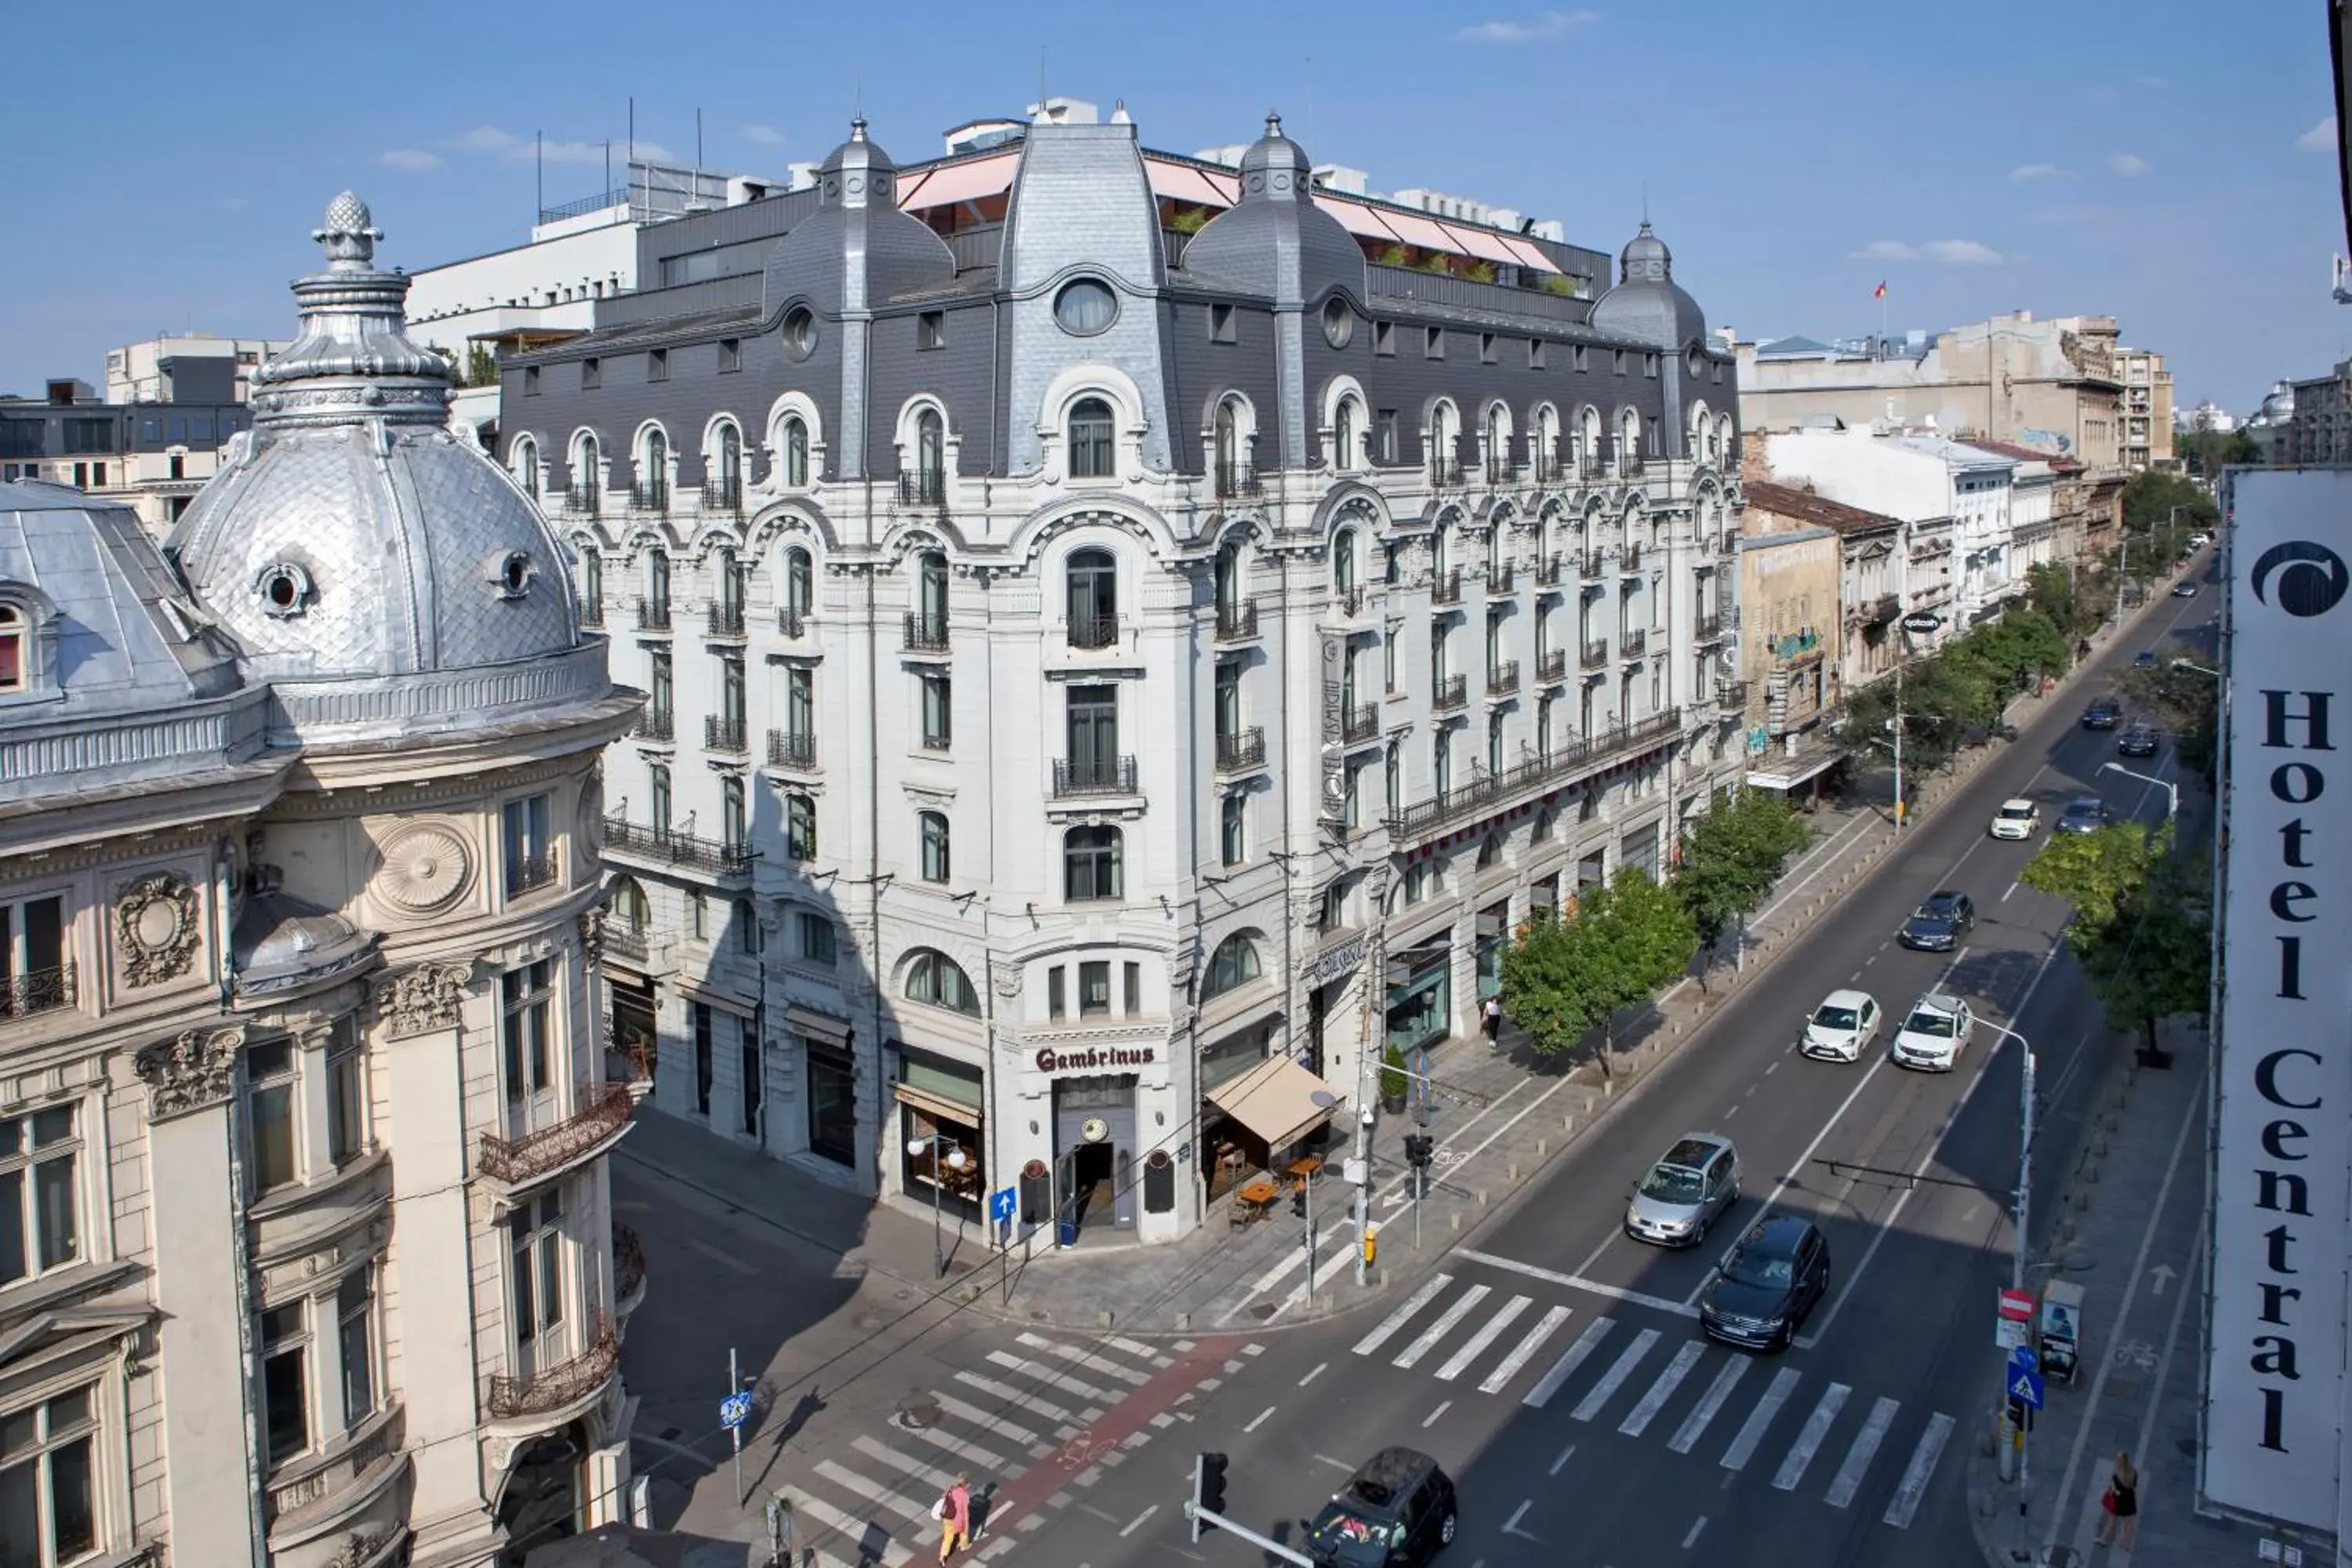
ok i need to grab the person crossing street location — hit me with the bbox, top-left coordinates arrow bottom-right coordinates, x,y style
934,1472 -> 972,1562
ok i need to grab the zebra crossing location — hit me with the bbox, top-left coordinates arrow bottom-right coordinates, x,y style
1351,1273 -> 1957,1528
769,1330 -> 1195,1568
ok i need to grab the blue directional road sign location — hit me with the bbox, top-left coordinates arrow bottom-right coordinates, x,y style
720,1391 -> 754,1429
2008,1344 -> 2039,1378
989,1186 -> 1017,1225
2009,1366 -> 2045,1411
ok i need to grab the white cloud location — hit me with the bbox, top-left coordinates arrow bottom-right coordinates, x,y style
2299,114 -> 2339,151
740,124 -> 785,146
1457,8 -> 1597,42
380,148 -> 443,171
2009,163 -> 2062,181
442,125 -> 673,167
2108,153 -> 2148,176
1849,238 -> 2004,266
1850,240 -> 1918,262
450,125 -> 521,154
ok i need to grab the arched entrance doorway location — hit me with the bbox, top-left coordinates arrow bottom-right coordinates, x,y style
495,1421 -> 586,1564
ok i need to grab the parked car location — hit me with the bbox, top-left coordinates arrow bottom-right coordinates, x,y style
1700,1216 -> 1833,1352
2134,649 -> 2158,668
1801,989 -> 1882,1062
1898,890 -> 1976,951
1306,1447 -> 1459,1567
1988,798 -> 2042,840
2188,532 -> 2212,549
1892,993 -> 1976,1072
1624,1133 -> 1740,1247
2055,797 -> 2114,834
2171,582 -> 2198,597
2080,697 -> 2123,730
2118,723 -> 2160,758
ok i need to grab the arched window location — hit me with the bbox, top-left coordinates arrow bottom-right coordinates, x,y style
786,792 -> 817,861
514,437 -> 541,499
1477,833 -> 1502,869
646,547 -> 671,626
914,407 -> 945,496
711,420 -> 742,508
905,949 -> 980,1015
1578,407 -> 1602,475
783,546 -> 814,620
1334,397 -> 1359,472
1064,825 -> 1123,902
1617,408 -> 1640,469
722,775 -> 746,852
782,416 -> 810,488
609,877 -> 651,932
1214,540 -> 1244,622
577,550 -> 603,626
735,897 -> 761,955
573,431 -> 601,508
1486,402 -> 1508,478
1069,397 -> 1116,480
638,426 -> 670,510
1535,407 -> 1559,479
1202,931 -> 1265,1000
1214,397 -> 1243,494
1332,527 -> 1358,597
1429,402 -> 1456,479
916,550 -> 949,640
1430,519 -> 1450,577
919,811 -> 951,884
1067,546 -> 1117,648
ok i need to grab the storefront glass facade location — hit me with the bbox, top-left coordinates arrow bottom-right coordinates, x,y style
804,1041 -> 857,1166
1385,938 -> 1451,1054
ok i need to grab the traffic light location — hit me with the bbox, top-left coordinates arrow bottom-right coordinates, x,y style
1403,1134 -> 1435,1196
1192,1452 -> 1229,1540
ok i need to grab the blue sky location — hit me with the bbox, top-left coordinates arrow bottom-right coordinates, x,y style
5,0 -> 2339,414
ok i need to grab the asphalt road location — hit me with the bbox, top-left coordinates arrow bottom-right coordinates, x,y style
1026,579 -> 2219,1568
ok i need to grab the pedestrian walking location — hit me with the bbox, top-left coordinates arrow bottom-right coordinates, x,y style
2092,1450 -> 2138,1550
935,1472 -> 972,1561
1483,995 -> 1504,1048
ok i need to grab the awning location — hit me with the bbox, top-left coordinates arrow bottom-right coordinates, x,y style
1747,746 -> 1846,791
1317,195 -> 1404,242
1205,1054 -> 1341,1152
1499,234 -> 1562,274
786,1006 -> 851,1045
894,1080 -> 982,1126
1433,220 -> 1523,267
1148,160 -> 1240,208
898,151 -> 1020,212
1375,210 -> 1460,253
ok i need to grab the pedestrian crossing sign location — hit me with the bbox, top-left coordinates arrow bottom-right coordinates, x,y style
2009,1368 -> 2044,1410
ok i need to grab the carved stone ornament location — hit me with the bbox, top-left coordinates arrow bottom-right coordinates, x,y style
135,1026 -> 246,1121
579,906 -> 606,965
372,962 -> 475,1040
371,822 -> 474,915
325,1530 -> 384,1568
114,873 -> 205,987
991,960 -> 1022,1000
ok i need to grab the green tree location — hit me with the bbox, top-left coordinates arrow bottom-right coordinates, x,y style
1497,911 -> 1603,1062
1675,789 -> 1813,972
2114,659 -> 2219,788
2019,824 -> 2211,1062
2018,822 -> 2164,930
2022,561 -> 2096,641
1499,868 -> 1697,1075
466,343 -> 500,389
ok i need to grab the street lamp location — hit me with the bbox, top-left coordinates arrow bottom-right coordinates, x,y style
906,1131 -> 971,1279
1975,1013 -> 2036,1490
2098,760 -> 2179,822
2169,658 -> 2220,679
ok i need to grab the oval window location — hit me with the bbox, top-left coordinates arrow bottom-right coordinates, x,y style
1053,278 -> 1118,337
1321,296 -> 1354,350
782,307 -> 818,361
1686,346 -> 1706,378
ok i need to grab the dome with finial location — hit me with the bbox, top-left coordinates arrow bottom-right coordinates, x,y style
1235,111 -> 1313,191
165,194 -> 603,745
1589,219 -> 1708,350
763,120 -> 954,320
1178,110 -> 1364,303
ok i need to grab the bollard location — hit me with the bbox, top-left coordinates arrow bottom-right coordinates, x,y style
1507,1163 -> 1520,1182
1563,1114 -> 1577,1132
1177,1312 -> 1192,1332
2070,1188 -> 2089,1211
2082,1157 -> 2100,1185
1098,1309 -> 1116,1328
1536,1138 -> 1548,1157
1450,1213 -> 1462,1232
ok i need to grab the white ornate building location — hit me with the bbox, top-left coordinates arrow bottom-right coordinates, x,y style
0,196 -> 641,1568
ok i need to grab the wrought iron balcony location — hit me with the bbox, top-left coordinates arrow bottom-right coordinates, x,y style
1534,554 -> 1563,586
1621,543 -> 1645,574
601,817 -> 755,877
631,481 -> 670,515
0,964 -> 74,1021
1053,754 -> 1139,797
485,1313 -> 620,1421
561,488 -> 601,518
1432,568 -> 1463,606
634,597 -> 672,633
1430,459 -> 1467,488
633,710 -> 674,743
1214,463 -> 1261,499
1533,457 -> 1563,484
506,851 -> 561,897
778,605 -> 809,638
1432,673 -> 1468,712
902,612 -> 951,653
1489,562 -> 1515,594
1215,601 -> 1260,641
1383,709 -> 1683,844
579,599 -> 605,629
1485,459 -> 1515,485
1580,639 -> 1608,672
1621,628 -> 1650,659
699,478 -> 742,516
1342,705 -> 1381,745
704,716 -> 750,755
1328,586 -> 1366,620
1538,649 -> 1569,684
477,1084 -> 634,1189
706,602 -> 746,639
1580,551 -> 1607,581
1694,611 -> 1725,641
897,469 -> 946,507
1067,612 -> 1120,651
1215,727 -> 1267,773
1716,680 -> 1751,711
1486,660 -> 1520,696
1580,454 -> 1605,481
604,924 -> 649,962
766,729 -> 818,771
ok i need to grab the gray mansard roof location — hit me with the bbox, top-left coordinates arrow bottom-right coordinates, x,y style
1589,221 -> 1708,350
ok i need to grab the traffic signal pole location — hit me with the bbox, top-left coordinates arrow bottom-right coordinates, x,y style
1190,1453 -> 1314,1566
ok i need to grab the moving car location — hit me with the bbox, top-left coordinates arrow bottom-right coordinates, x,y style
1988,798 -> 2041,840
2055,797 -> 2114,834
1306,1447 -> 1458,1567
2080,697 -> 2122,730
2188,532 -> 2212,549
1624,1133 -> 1740,1247
2118,723 -> 2160,758
2171,582 -> 2198,597
1801,989 -> 1882,1062
1700,1216 -> 1832,1352
1897,890 -> 1975,951
1892,993 -> 1975,1072
2134,649 -> 2158,668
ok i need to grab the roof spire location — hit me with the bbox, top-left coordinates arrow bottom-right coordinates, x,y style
1265,109 -> 1283,139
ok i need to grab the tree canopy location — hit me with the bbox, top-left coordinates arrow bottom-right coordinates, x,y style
2018,822 -> 2211,1058
1676,788 -> 1813,958
2114,659 -> 2219,788
1499,867 -> 1697,1069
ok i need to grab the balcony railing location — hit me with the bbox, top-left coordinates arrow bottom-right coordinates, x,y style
1431,568 -> 1463,606
1215,727 -> 1267,772
1054,754 -> 1139,797
579,599 -> 605,629
1535,554 -> 1564,587
1533,457 -> 1563,484
1068,613 -> 1120,651
633,710 -> 674,742
903,612 -> 950,652
1580,551 -> 1607,581
706,602 -> 746,639
1580,639 -> 1608,671
897,470 -> 946,507
486,1313 -> 620,1421
604,924 -> 649,962
704,716 -> 750,754
778,605 -> 809,638
602,817 -> 754,877
1580,453 -> 1605,481
1342,705 -> 1381,745
1621,628 -> 1650,659
1216,601 -> 1260,641
1384,709 -> 1683,842
1694,611 -> 1725,641
1716,680 -> 1751,711
634,597 -> 672,633
1485,459 -> 1515,485
1486,660 -> 1520,696
1538,649 -> 1568,683
1214,463 -> 1261,499
1432,673 -> 1468,712
1430,459 -> 1467,488
631,482 -> 670,515
1328,586 -> 1366,620
562,488 -> 601,517
506,851 -> 561,896
699,478 -> 742,516
477,1083 -> 634,1189
1621,543 -> 1645,574
766,729 -> 818,771
0,964 -> 74,1021
1489,562 -> 1515,595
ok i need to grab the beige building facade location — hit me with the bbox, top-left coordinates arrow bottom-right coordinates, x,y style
2116,344 -> 2173,471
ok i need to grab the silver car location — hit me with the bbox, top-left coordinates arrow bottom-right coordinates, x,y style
1625,1133 -> 1740,1247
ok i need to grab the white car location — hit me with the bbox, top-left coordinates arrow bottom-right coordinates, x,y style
1892,993 -> 1975,1073
1801,989 -> 1882,1062
2188,532 -> 2212,550
1988,798 -> 2041,840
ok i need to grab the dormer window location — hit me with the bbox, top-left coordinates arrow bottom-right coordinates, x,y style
0,604 -> 24,692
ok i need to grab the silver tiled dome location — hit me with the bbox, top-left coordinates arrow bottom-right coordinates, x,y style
1589,220 -> 1708,350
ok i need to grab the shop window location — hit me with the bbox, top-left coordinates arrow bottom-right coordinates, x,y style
1201,931 -> 1263,999
0,1103 -> 81,1285
692,1002 -> 713,1115
0,1383 -> 96,1563
905,949 -> 980,1015
806,1043 -> 856,1166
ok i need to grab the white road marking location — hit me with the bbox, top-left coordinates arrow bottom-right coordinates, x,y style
2002,880 -> 2019,902
1352,1273 -> 1453,1357
1422,1399 -> 1452,1428
1436,1294 -> 1532,1383
1298,1363 -> 1327,1388
1682,1515 -> 1708,1548
1526,1318 -> 1614,1408
1549,1443 -> 1576,1476
1314,1454 -> 1356,1473
1571,1327 -> 1660,1422
1502,1501 -> 1531,1535
1458,1249 -> 1698,1318
1882,1413 -> 1955,1530
1393,1283 -> 1491,1370
851,1435 -> 956,1493
1722,1105 -> 1740,1119
1243,1406 -> 1275,1434
1824,1396 -> 1900,1508
985,1350 -> 1121,1405
1119,1505 -> 1157,1537
786,1491 -> 916,1566
1669,1355 -> 1751,1454
950,1371 -> 1081,1428
687,1236 -> 761,1276
1765,1059 -> 1780,1076
1480,1305 -> 1573,1395
1015,1333 -> 1155,1386
1618,1341 -> 1706,1437
1720,1367 -> 1802,1472
1772,1382 -> 1851,1491
930,1392 -> 1044,1448
814,1457 -> 930,1524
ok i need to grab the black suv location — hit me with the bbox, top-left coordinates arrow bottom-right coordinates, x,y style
1306,1447 -> 1459,1567
1898,890 -> 1975,951
2081,697 -> 2122,730
1700,1215 -> 1832,1351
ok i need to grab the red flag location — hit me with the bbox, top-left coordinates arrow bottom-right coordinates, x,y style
1874,281 -> 1888,299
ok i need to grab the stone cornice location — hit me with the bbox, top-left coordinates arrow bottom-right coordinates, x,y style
134,1025 -> 247,1121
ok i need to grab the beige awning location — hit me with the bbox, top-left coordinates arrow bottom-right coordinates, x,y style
786,1007 -> 851,1045
893,1081 -> 982,1126
1206,1055 -> 1341,1152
